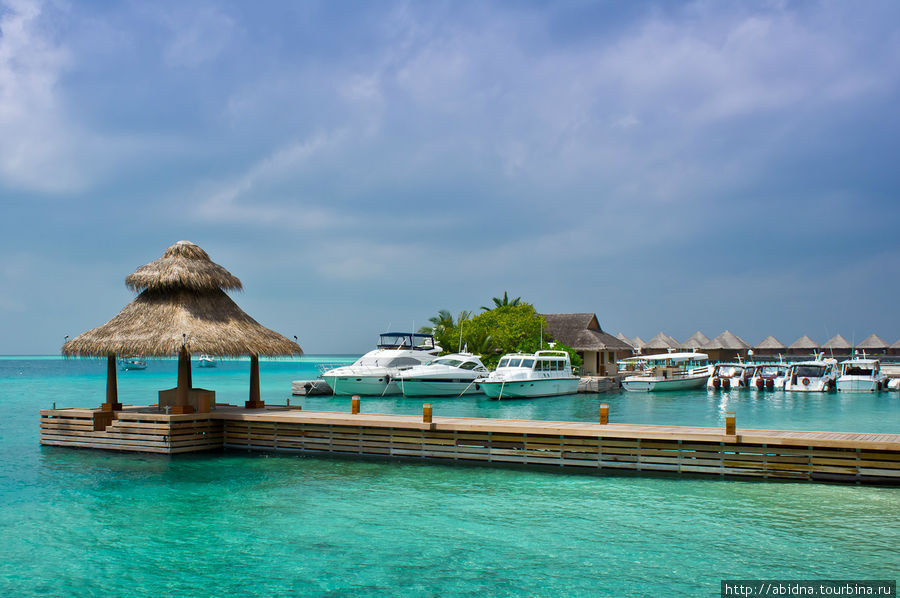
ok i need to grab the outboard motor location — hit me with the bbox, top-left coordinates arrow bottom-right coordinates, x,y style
766,379 -> 774,390
722,378 -> 731,390
713,378 -> 721,389
756,379 -> 764,390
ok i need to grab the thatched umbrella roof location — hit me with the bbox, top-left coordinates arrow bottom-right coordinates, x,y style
63,241 -> 302,358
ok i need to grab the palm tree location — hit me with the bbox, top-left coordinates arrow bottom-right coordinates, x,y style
480,291 -> 522,311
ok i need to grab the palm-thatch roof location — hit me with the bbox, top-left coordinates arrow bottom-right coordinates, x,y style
681,331 -> 710,349
630,336 -> 646,349
63,241 -> 302,358
892,338 -> 900,350
541,313 -> 632,352
856,334 -> 888,349
702,330 -> 750,350
788,335 -> 819,350
754,335 -> 786,350
822,334 -> 852,350
644,332 -> 680,350
615,332 -> 634,348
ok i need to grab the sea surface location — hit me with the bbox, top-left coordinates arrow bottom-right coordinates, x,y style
1,356 -> 897,597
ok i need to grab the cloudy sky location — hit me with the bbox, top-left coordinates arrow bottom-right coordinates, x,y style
2,0 -> 899,354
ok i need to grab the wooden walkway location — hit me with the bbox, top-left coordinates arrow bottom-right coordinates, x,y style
40,405 -> 900,484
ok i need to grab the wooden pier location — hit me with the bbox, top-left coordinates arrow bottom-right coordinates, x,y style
40,405 -> 900,484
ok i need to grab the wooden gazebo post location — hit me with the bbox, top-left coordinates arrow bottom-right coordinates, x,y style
246,353 -> 264,409
172,345 -> 195,414
100,353 -> 122,411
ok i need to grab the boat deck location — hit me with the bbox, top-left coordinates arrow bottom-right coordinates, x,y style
40,404 -> 900,484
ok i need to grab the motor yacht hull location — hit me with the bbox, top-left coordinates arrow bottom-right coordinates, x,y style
398,378 -> 481,397
836,377 -> 881,392
479,377 -> 579,399
623,374 -> 708,392
321,373 -> 400,396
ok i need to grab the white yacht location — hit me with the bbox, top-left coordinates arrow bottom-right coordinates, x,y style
887,377 -> 900,391
836,357 -> 884,392
396,353 -> 488,397
478,350 -> 579,399
197,354 -> 217,368
320,332 -> 441,396
748,363 -> 790,391
784,357 -> 838,392
618,352 -> 710,392
707,362 -> 754,391
118,356 -> 147,371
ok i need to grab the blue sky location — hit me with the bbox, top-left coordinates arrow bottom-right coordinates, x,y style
1,0 -> 899,354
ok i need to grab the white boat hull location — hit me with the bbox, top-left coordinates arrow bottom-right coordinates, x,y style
622,374 -> 708,392
399,379 -> 481,397
321,374 -> 400,396
836,377 -> 881,392
784,379 -> 833,392
479,377 -> 579,399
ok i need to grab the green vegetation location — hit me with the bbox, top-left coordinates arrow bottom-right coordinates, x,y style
421,294 -> 582,369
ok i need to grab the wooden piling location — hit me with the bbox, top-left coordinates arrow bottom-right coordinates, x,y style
352,396 -> 360,414
725,412 -> 736,436
423,403 -> 433,423
600,404 -> 609,425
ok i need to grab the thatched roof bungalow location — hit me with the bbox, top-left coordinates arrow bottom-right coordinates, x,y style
681,331 -> 711,351
702,330 -> 750,362
63,241 -> 302,413
642,332 -> 680,356
890,338 -> 900,357
822,334 -> 852,357
787,335 -> 819,356
615,332 -> 634,348
630,336 -> 646,351
856,334 -> 889,355
542,313 -> 633,376
753,335 -> 787,356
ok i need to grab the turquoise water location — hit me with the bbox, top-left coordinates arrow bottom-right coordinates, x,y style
1,357 -> 898,596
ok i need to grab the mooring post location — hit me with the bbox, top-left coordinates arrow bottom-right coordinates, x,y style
352,396 -> 360,414
423,403 -> 433,423
600,403 -> 609,425
725,412 -> 736,436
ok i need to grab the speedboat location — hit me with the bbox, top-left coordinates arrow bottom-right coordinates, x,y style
784,357 -> 838,392
118,356 -> 147,371
748,363 -> 790,391
197,354 -> 217,368
707,362 -> 753,391
478,350 -> 579,399
320,332 -> 441,396
887,377 -> 900,391
836,357 -> 884,392
396,353 -> 488,397
619,352 -> 710,392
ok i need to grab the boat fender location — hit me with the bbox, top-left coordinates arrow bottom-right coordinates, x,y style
876,381 -> 882,391
802,378 -> 810,386
384,374 -> 391,385
756,379 -> 764,390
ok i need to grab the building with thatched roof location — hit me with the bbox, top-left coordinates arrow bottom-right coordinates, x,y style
681,331 -> 711,351
787,335 -> 819,357
822,334 -> 852,357
753,335 -> 787,356
615,332 -> 634,348
63,241 -> 302,413
641,332 -> 680,356
630,336 -> 646,350
702,330 -> 750,362
541,313 -> 633,376
890,338 -> 900,357
856,334 -> 889,355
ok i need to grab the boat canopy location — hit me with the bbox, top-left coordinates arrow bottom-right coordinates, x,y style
618,352 -> 708,364
378,332 -> 436,350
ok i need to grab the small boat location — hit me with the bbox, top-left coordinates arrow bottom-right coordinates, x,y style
197,354 -> 217,368
836,356 -> 884,392
784,356 -> 838,392
887,377 -> 900,391
748,363 -> 790,391
707,362 -> 754,391
118,356 -> 147,371
397,353 -> 488,397
320,332 -> 441,396
618,352 -> 710,392
477,350 -> 579,399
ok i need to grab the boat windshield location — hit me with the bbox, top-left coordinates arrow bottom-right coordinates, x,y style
759,366 -> 782,377
715,366 -> 742,377
504,358 -> 522,368
433,358 -> 463,367
794,365 -> 825,377
842,365 -> 873,376
521,359 -> 535,368
458,361 -> 480,370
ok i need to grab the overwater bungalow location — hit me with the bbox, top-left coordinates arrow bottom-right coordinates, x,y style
629,335 -> 646,352
702,330 -> 750,362
642,332 -> 680,356
542,313 -> 633,376
822,334 -> 852,358
856,334 -> 889,356
615,332 -> 634,348
788,335 -> 820,357
891,339 -> 900,357
681,331 -> 711,352
753,335 -> 787,358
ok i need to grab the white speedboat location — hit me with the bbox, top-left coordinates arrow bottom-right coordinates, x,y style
197,354 -> 217,368
784,357 -> 838,392
887,377 -> 900,391
619,352 -> 710,392
836,357 -> 884,392
749,363 -> 790,391
396,353 -> 488,397
478,350 -> 579,399
707,362 -> 754,391
320,332 -> 441,396
118,356 -> 147,371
